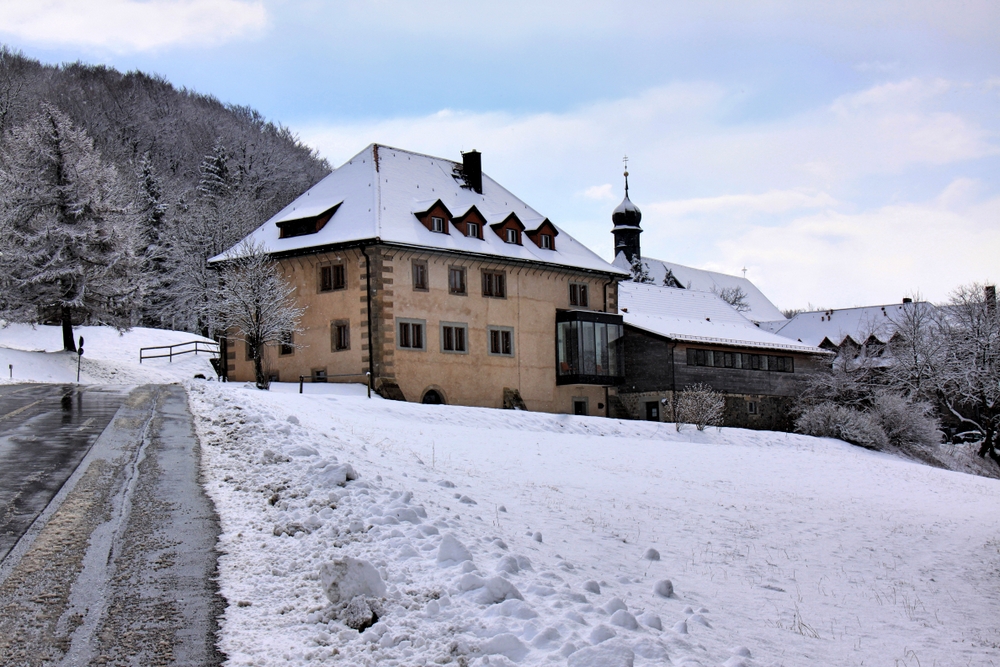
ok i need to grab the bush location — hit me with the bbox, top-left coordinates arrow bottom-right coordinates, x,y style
795,403 -> 888,450
870,392 -> 942,449
675,383 -> 725,431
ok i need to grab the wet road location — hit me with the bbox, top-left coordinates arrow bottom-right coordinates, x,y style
0,384 -> 128,561
0,384 -> 224,667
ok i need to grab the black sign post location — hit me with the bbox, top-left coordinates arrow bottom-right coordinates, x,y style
76,336 -> 84,383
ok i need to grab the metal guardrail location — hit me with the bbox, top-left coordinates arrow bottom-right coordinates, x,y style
139,340 -> 220,363
299,371 -> 371,397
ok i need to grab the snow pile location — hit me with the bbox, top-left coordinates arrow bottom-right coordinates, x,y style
0,323 -> 216,384
188,382 -> 1000,667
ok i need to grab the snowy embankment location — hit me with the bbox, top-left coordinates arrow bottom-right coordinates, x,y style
0,323 -> 216,384
188,382 -> 1000,667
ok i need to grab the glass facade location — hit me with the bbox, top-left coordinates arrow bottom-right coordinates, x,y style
556,311 -> 624,385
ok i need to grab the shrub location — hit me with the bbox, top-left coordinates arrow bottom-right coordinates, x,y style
795,403 -> 889,450
870,392 -> 942,449
675,383 -> 725,431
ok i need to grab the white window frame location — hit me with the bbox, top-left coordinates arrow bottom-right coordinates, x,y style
505,228 -> 519,244
440,322 -> 469,354
466,222 -> 480,238
431,216 -> 445,233
487,326 -> 515,357
540,233 -> 552,249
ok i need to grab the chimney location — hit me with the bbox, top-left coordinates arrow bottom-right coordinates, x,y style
462,150 -> 482,194
902,297 -> 913,304
986,285 -> 996,315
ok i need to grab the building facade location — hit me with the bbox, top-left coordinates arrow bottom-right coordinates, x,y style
215,144 -> 627,415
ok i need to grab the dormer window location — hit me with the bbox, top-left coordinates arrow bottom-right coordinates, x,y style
414,200 -> 453,234
526,219 -> 559,250
505,228 -> 519,244
540,234 -> 552,249
431,216 -> 445,233
466,222 -> 479,238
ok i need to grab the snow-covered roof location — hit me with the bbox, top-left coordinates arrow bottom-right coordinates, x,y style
212,144 -> 626,275
613,254 -> 786,323
618,282 -> 827,354
771,302 -> 934,348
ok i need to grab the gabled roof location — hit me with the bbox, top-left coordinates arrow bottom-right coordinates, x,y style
612,253 -> 786,323
771,302 -> 934,348
618,282 -> 827,354
212,144 -> 626,275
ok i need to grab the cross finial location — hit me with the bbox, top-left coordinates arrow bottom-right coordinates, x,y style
622,155 -> 630,196
742,266 -> 748,278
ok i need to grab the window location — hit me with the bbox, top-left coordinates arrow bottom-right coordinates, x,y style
569,283 -> 589,307
556,311 -> 625,385
440,322 -> 468,354
747,401 -> 758,415
319,263 -> 346,292
505,228 -> 519,244
573,399 -> 589,416
448,266 -> 467,295
412,260 -> 428,291
466,222 -> 480,238
313,369 -> 328,383
331,320 -> 350,351
685,348 -> 794,373
482,270 -> 506,298
488,326 -> 514,356
431,216 -> 445,233
279,332 -> 294,356
540,234 -> 552,249
397,319 -> 426,350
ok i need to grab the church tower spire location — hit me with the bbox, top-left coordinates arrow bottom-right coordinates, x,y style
612,155 -> 642,264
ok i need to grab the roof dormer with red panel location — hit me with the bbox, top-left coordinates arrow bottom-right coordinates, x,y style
526,218 -> 559,251
491,213 -> 525,245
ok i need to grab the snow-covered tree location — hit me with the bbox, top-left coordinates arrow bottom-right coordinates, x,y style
674,383 -> 725,431
629,255 -> 653,284
935,284 -> 1000,467
217,240 -> 304,389
661,265 -> 683,288
0,103 -> 142,350
713,285 -> 751,313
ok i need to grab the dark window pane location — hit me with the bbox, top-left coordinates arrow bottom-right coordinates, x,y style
332,264 -> 346,289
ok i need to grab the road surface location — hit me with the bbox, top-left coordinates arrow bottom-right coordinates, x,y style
0,384 -> 224,667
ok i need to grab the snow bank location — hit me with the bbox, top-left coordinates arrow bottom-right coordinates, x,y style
188,381 -> 1000,667
0,323 -> 216,384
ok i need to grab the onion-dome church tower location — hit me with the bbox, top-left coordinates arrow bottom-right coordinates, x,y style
611,159 -> 642,265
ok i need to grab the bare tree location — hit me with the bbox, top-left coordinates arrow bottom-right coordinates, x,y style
217,240 -> 304,389
0,103 -> 142,350
713,285 -> 751,313
935,284 -> 1000,467
674,383 -> 725,431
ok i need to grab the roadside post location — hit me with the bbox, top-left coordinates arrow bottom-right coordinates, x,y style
76,336 -> 84,383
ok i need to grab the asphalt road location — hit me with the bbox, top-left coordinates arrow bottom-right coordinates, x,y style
0,384 -> 224,667
0,384 -> 128,562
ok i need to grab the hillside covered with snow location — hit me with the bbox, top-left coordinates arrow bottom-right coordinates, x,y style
190,382 -> 1000,667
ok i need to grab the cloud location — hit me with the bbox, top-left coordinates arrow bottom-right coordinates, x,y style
710,183 -> 1000,309
581,184 -> 616,201
0,0 -> 267,52
648,190 -> 837,217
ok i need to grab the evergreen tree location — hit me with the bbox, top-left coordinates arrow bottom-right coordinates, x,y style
0,103 -> 142,350
629,255 -> 653,284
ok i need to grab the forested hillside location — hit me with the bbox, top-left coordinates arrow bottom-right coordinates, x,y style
0,46 -> 330,338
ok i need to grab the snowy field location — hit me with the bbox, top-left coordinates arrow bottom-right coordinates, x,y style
189,382 -> 1000,667
0,322 -> 216,384
4,324 -> 999,666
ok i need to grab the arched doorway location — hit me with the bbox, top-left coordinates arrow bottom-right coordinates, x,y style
421,389 -> 445,405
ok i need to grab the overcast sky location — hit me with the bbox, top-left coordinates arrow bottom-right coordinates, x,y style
1,0 -> 997,311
